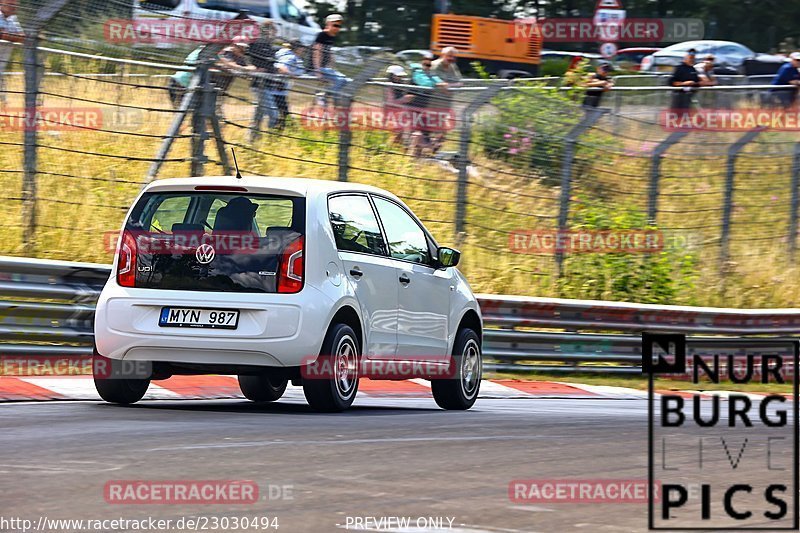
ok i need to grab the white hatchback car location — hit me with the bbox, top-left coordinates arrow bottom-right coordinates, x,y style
94,176 -> 483,412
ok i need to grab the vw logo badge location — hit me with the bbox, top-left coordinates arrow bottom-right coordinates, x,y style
195,243 -> 216,265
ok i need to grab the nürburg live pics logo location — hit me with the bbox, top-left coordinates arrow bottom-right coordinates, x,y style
644,333 -> 799,530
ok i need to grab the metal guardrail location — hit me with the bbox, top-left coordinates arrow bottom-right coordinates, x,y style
2,256 -> 800,374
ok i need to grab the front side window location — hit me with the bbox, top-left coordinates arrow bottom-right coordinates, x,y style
329,195 -> 387,256
372,197 -> 430,265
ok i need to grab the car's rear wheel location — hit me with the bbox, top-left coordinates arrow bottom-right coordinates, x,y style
431,328 -> 482,410
303,323 -> 360,412
238,373 -> 288,402
93,356 -> 150,405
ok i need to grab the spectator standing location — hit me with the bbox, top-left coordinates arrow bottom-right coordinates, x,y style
770,52 -> 800,108
0,0 -> 23,107
431,47 -> 462,86
668,48 -> 700,110
384,64 -> 414,145
313,13 -> 347,108
273,40 -> 308,130
582,61 -> 614,107
410,52 -> 447,156
248,21 -> 281,137
431,46 -> 461,115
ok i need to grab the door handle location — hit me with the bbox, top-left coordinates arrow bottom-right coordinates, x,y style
349,267 -> 363,278
399,273 -> 411,285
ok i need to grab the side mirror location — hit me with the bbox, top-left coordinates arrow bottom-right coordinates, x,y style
436,246 -> 461,268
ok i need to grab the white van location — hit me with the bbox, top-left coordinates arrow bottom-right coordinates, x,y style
133,0 -> 321,44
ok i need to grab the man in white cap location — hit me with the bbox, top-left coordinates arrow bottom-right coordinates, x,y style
313,13 -> 347,107
384,65 -> 414,144
770,52 -> 800,108
0,0 -> 23,107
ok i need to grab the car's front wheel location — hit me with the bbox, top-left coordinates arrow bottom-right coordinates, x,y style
431,328 -> 482,410
93,355 -> 150,405
238,373 -> 288,402
303,323 -> 360,412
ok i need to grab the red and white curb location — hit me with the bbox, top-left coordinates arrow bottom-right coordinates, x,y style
0,376 -> 608,402
0,376 -> 786,402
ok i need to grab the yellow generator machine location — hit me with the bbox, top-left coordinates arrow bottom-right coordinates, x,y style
431,14 -> 542,78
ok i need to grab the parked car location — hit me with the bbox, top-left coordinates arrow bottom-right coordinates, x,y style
93,176 -> 483,412
639,40 -> 784,75
333,46 -> 392,66
133,0 -> 321,44
613,47 -> 662,71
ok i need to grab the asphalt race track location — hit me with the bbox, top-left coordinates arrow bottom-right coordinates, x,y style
1,394 -> 792,532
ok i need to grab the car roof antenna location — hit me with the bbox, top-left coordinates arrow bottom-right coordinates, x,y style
230,148 -> 243,180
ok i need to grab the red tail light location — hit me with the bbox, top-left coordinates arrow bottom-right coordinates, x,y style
116,230 -> 137,288
277,236 -> 304,293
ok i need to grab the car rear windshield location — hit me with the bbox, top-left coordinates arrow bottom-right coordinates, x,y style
124,191 -> 305,292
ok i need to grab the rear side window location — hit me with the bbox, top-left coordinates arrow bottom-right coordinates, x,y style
328,195 -> 387,256
124,192 -> 304,292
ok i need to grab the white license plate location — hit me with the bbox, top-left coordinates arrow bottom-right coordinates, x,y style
159,307 -> 240,329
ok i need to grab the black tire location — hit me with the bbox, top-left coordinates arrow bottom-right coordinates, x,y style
93,356 -> 150,405
303,323 -> 360,412
431,328 -> 482,410
238,373 -> 288,402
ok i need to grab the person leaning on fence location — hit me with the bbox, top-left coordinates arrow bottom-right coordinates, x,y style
216,36 -> 258,118
312,13 -> 347,108
0,0 -> 23,108
769,52 -> 800,109
409,52 -> 448,157
272,40 -> 309,130
384,65 -> 415,145
582,61 -> 614,108
668,48 -> 700,110
248,21 -> 281,138
168,46 -> 204,109
695,54 -> 718,86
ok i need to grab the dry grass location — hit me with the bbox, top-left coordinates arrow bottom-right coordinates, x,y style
1,69 -> 799,308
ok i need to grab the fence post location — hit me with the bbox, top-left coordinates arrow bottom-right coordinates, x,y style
455,82 -> 508,245
19,0 -> 70,254
647,131 -> 688,225
789,142 -> 800,258
555,107 -> 607,275
21,32 -> 41,255
190,65 -> 212,177
337,58 -> 386,182
720,128 -> 763,266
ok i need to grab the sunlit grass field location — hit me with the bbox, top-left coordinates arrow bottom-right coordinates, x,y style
1,67 -> 799,308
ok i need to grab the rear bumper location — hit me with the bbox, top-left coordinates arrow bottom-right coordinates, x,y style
94,282 -> 334,367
